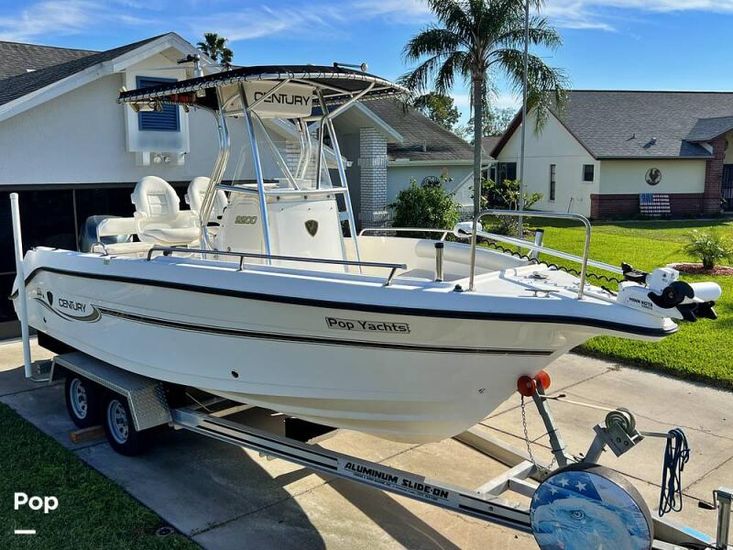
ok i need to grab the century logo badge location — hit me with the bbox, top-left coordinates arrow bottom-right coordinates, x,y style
253,91 -> 312,107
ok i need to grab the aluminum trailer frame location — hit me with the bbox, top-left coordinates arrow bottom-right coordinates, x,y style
46,350 -> 731,549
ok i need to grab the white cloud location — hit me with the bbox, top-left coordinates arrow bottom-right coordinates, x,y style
351,0 -> 432,21
0,0 -> 161,42
4,0 -> 733,49
547,0 -> 733,31
192,0 -> 431,43
191,6 -> 335,42
0,1 -> 93,42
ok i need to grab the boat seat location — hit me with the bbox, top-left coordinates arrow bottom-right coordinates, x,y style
185,176 -> 228,222
131,176 -> 199,245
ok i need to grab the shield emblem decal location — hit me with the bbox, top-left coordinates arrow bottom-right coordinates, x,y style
305,219 -> 319,237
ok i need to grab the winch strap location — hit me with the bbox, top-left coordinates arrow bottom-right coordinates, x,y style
658,428 -> 690,516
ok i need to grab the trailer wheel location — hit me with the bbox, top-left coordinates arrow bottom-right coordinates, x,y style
64,375 -> 101,428
102,393 -> 149,456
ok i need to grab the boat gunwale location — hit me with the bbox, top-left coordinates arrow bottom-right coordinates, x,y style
16,264 -> 677,339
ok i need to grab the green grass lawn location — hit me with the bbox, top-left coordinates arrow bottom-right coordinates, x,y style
519,218 -> 733,388
0,403 -> 197,550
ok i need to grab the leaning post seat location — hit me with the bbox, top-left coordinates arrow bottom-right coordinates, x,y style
131,176 -> 200,245
185,176 -> 228,222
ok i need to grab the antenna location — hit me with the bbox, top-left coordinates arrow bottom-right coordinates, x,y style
177,54 -> 204,78
517,0 -> 530,238
333,62 -> 368,72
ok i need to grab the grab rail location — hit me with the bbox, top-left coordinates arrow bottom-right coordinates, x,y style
146,246 -> 406,286
467,229 -> 623,275
468,210 -> 593,299
216,184 -> 348,197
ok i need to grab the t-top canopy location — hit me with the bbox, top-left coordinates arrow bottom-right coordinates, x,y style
118,64 -> 407,114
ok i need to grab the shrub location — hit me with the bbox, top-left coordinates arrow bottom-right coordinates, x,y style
482,178 -> 542,236
390,179 -> 461,229
682,230 -> 733,269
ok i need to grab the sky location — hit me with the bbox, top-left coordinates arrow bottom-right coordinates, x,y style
1,0 -> 732,122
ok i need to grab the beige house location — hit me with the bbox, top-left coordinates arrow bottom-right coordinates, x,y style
490,91 -> 733,218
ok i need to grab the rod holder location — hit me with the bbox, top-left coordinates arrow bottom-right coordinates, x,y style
716,487 -> 732,549
10,193 -> 32,378
530,229 -> 545,260
435,242 -> 445,282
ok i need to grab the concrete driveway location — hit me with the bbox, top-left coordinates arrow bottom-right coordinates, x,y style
1,338 -> 731,549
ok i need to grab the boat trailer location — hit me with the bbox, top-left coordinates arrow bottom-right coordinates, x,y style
43,350 -> 731,550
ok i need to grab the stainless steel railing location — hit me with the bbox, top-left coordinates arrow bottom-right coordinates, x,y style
468,210 -> 594,298
146,246 -> 406,286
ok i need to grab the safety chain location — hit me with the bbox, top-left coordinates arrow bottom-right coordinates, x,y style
520,396 -> 538,468
482,240 -> 623,285
520,394 -> 557,474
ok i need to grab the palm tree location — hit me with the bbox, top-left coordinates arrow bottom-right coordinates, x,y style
401,0 -> 567,217
197,32 -> 234,67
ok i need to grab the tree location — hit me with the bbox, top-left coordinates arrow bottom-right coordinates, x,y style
466,105 -> 516,137
483,178 -> 541,235
197,32 -> 233,66
401,0 -> 567,218
390,179 -> 461,229
410,92 -> 461,133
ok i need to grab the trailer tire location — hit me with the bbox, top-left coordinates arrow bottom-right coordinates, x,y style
64,374 -> 102,428
102,393 -> 149,456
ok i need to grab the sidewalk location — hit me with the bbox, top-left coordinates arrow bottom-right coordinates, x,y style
1,339 -> 730,549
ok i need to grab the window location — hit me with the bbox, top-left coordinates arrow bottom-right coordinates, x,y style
136,77 -> 179,132
582,164 -> 595,183
549,164 -> 556,201
495,162 -> 517,184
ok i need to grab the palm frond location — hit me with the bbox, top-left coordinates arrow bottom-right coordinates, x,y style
426,0 -> 473,36
403,26 -> 462,61
495,16 -> 562,50
399,55 -> 446,94
434,51 -> 472,95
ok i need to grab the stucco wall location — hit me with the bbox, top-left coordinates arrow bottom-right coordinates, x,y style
599,159 -> 706,194
0,58 -> 282,186
495,111 -> 598,217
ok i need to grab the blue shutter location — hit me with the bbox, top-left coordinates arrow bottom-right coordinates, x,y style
136,77 -> 180,132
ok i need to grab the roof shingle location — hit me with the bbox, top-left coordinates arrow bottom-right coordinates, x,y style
494,90 -> 733,159
0,35 -> 165,108
365,99 -> 472,162
0,41 -> 96,79
554,91 -> 733,159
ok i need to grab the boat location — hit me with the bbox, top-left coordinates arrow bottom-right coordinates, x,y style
11,64 -> 722,443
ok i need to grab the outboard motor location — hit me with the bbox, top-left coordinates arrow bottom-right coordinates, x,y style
79,215 -> 132,253
617,266 -> 721,321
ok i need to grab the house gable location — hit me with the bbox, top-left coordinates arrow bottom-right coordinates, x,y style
495,109 -> 598,217
0,33 -> 203,124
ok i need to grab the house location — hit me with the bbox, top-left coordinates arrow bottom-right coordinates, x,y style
490,91 -> 733,218
333,99 -> 474,225
0,33 -> 472,335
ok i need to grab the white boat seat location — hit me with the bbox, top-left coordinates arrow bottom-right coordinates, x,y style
132,176 -> 199,245
141,226 -> 200,244
185,177 -> 228,222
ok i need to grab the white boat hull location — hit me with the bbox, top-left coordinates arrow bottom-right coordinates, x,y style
15,248 -> 673,442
